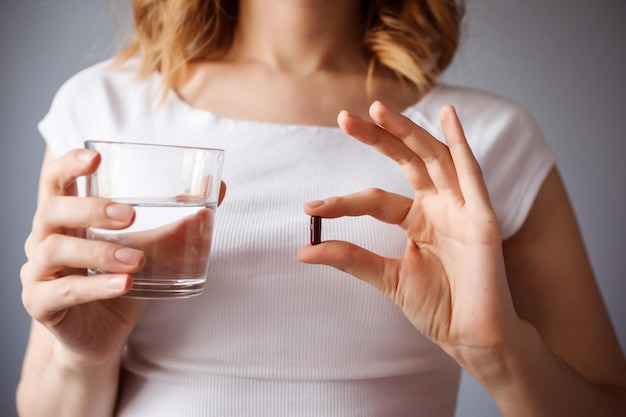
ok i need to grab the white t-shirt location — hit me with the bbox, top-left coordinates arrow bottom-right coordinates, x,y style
39,57 -> 555,417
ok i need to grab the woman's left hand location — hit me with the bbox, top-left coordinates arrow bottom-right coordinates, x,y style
297,102 -> 524,365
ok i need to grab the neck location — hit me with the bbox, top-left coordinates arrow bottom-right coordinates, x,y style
227,0 -> 365,74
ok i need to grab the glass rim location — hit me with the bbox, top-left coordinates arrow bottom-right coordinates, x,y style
84,140 -> 224,154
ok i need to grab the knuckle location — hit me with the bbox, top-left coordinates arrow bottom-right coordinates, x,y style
39,158 -> 56,181
19,262 -> 33,284
396,124 -> 414,140
88,241 -> 114,266
326,195 -> 344,205
72,197 -> 111,228
21,289 -> 34,316
21,285 -> 43,321
56,279 -> 81,306
24,234 -> 36,259
36,234 -> 62,260
398,153 -> 421,167
19,261 -> 57,320
31,198 -> 56,230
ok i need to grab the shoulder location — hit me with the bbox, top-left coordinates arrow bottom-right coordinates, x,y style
411,84 -> 539,138
412,84 -> 548,164
51,56 -> 157,119
39,56 -> 161,156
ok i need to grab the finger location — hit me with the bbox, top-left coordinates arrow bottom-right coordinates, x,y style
39,149 -> 100,200
28,196 -> 135,250
297,240 -> 393,292
369,101 -> 462,196
218,180 -> 227,206
337,109 -> 434,192
22,273 -> 133,322
115,207 -> 214,250
176,176 -> 226,206
24,234 -> 145,280
439,105 -> 491,206
303,188 -> 413,227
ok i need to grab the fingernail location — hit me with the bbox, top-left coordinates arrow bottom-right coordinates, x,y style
114,248 -> 144,265
306,200 -> 325,208
339,110 -> 357,120
106,204 -> 134,222
107,275 -> 128,290
76,149 -> 96,162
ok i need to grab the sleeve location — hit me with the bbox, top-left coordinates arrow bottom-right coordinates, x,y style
37,58 -> 146,158
462,99 -> 556,240
38,70 -> 99,158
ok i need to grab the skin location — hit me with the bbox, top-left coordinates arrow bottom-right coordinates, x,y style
17,0 -> 626,416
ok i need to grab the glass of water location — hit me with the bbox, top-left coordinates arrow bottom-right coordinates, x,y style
84,140 -> 224,299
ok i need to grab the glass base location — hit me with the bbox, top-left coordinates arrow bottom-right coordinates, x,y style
123,278 -> 205,300
122,287 -> 203,300
88,269 -> 206,300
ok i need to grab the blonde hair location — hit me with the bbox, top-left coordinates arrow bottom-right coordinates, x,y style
116,0 -> 465,95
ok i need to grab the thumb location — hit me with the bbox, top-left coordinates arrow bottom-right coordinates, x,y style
297,240 -> 389,292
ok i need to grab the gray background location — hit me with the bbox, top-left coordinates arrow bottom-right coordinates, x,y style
1,1 -> 624,416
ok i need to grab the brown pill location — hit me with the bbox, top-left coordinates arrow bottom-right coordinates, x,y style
310,216 -> 322,245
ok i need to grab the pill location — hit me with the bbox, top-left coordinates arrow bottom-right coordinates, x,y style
310,216 -> 322,245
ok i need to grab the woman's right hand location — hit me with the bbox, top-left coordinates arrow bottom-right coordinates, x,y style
20,148 -> 148,368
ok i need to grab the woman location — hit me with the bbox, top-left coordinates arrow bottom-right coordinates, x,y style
17,0 -> 626,416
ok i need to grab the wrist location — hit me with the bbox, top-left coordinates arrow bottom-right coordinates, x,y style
52,341 -> 124,376
446,318 -> 539,391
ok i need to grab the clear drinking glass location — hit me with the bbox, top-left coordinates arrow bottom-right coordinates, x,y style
84,140 -> 225,299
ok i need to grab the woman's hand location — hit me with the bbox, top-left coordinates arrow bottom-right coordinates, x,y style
20,148 -> 148,368
91,207 -> 216,279
298,102 -> 524,365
